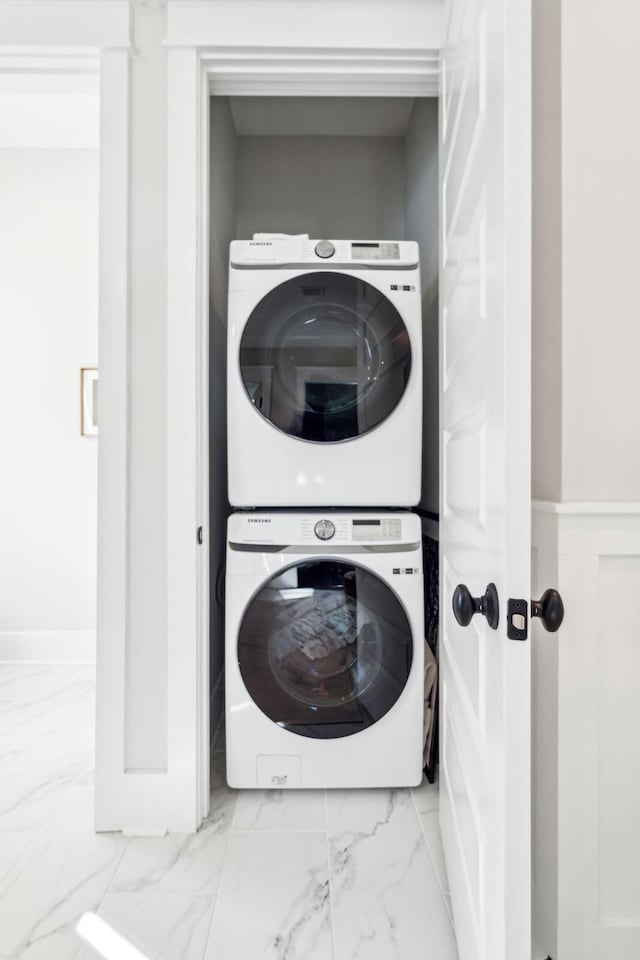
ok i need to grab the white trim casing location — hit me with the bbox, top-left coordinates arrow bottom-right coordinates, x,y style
164,2 -> 447,833
202,48 -> 441,97
503,0 -> 533,951
166,47 -> 211,834
167,1 -> 445,52
94,46 -> 131,833
532,502 -> 640,960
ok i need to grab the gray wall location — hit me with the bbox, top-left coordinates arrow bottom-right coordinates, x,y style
404,98 -> 439,517
235,135 -> 405,240
532,2 -> 562,953
532,0 -> 563,503
560,0 -> 640,500
533,0 -> 640,503
209,97 -> 237,731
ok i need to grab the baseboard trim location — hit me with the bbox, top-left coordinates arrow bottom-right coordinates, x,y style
0,631 -> 96,663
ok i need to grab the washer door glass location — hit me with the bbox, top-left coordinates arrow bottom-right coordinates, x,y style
238,560 -> 413,739
239,272 -> 412,443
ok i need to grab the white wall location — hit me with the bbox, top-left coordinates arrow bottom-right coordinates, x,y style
404,98 -> 439,517
124,4 -> 169,771
0,147 -> 99,661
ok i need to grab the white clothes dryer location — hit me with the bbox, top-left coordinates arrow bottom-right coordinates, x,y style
225,511 -> 424,789
227,238 -> 422,507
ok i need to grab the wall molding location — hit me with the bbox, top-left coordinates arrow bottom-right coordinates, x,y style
533,499 -> 640,516
199,47 -> 441,97
0,631 -> 96,663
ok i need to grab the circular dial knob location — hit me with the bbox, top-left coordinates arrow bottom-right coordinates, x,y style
314,519 -> 336,541
314,239 -> 335,259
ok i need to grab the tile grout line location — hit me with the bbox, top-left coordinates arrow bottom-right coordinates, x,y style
230,828 -> 329,835
324,788 -> 338,960
409,788 -> 457,941
0,815 -> 54,899
72,835 -> 132,960
198,779 -> 239,960
410,784 -> 457,938
410,783 -> 451,899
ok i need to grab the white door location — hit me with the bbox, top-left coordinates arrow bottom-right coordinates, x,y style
439,0 -> 531,956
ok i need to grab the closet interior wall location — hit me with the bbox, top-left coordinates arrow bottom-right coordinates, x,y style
208,95 -> 439,746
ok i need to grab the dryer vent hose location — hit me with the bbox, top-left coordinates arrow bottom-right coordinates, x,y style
215,566 -> 226,608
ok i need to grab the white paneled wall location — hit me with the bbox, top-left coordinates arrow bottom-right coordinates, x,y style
532,503 -> 640,960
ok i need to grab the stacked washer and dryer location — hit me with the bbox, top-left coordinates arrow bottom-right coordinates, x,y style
225,237 -> 425,789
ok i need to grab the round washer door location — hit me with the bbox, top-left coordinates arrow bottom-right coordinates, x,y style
239,272 -> 412,443
238,559 -> 413,740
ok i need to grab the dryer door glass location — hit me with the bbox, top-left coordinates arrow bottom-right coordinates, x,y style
239,272 -> 412,442
237,560 -> 413,739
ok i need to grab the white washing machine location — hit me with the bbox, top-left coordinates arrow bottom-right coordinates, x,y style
225,511 -> 424,789
227,238 -> 422,508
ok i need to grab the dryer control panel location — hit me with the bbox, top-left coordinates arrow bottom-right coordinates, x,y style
229,238 -> 418,269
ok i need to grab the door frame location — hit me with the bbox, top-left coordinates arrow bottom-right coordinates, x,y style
164,5 -> 445,824
0,0 -> 132,830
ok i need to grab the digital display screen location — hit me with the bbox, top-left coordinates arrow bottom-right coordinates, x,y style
352,517 -> 402,541
351,242 -> 400,260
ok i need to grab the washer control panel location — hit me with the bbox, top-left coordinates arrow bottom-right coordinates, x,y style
352,518 -> 402,542
351,241 -> 400,260
228,513 -> 418,548
314,519 -> 336,541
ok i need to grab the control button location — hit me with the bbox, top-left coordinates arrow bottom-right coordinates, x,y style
314,519 -> 336,541
315,240 -> 335,259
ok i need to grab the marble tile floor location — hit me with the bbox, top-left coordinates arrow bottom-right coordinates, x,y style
0,664 -> 458,960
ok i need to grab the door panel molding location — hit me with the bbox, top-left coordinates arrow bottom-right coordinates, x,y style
439,0 -> 532,957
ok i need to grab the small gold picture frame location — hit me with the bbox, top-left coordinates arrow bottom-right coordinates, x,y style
81,367 -> 99,436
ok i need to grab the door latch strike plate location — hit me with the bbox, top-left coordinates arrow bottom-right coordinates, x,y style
507,598 -> 528,641
197,526 -> 204,545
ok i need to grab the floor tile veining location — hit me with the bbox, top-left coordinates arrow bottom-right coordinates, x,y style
0,665 -> 457,960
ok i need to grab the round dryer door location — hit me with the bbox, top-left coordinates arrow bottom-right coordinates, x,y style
239,272 -> 412,443
237,560 -> 413,739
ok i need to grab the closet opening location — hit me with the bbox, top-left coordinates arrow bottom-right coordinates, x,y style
208,93 -> 440,771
